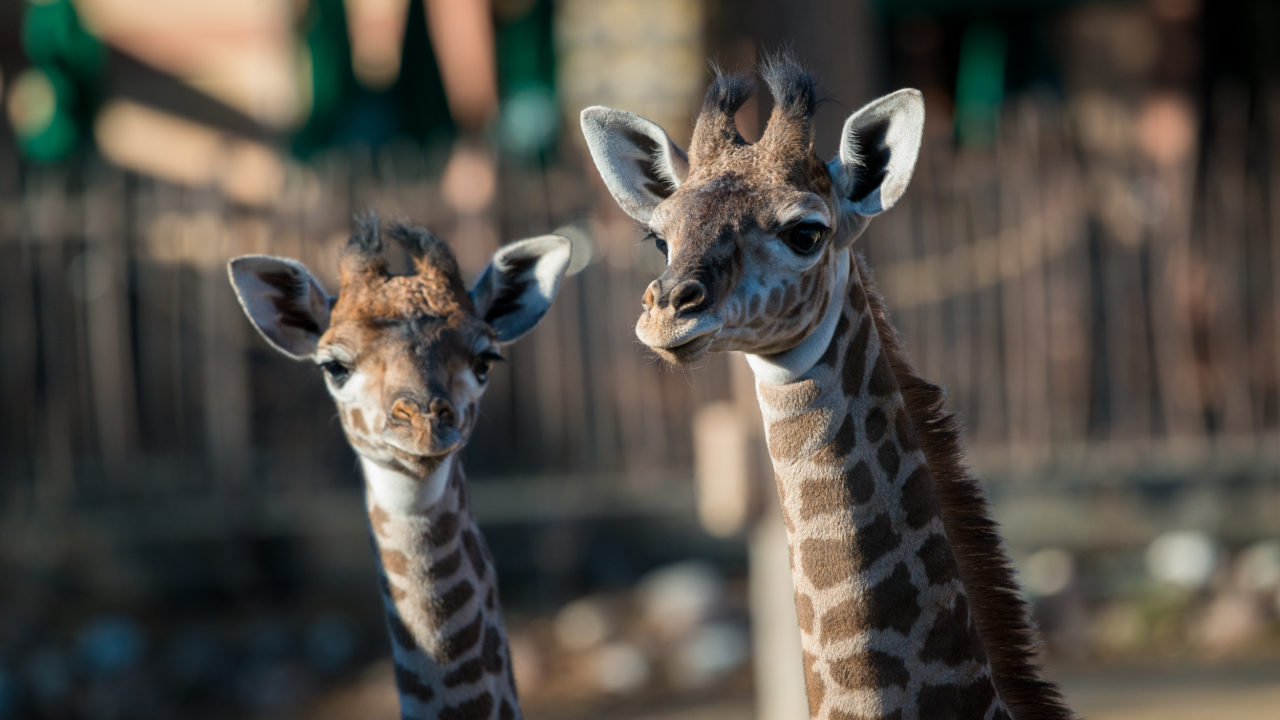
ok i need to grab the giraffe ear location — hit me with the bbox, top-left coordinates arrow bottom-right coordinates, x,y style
829,89 -> 925,221
228,255 -> 332,359
580,106 -> 688,224
470,234 -> 572,343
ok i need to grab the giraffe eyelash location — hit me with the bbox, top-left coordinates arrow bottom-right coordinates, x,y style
642,231 -> 669,258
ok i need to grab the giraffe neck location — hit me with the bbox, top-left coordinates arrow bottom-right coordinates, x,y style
746,248 -> 1009,720
361,457 -> 521,720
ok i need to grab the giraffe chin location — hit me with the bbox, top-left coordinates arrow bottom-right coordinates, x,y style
648,332 -> 717,365
380,438 -> 463,478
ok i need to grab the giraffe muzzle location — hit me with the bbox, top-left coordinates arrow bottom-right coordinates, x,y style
386,394 -> 465,458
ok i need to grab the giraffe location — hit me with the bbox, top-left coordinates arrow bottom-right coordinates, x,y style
580,55 -> 1075,720
227,215 -> 571,720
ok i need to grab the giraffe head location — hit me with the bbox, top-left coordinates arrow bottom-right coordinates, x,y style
581,55 -> 923,365
229,215 -> 571,481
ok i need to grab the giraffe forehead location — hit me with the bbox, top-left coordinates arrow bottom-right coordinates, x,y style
656,175 -> 830,240
335,269 -> 473,321
323,314 -> 487,371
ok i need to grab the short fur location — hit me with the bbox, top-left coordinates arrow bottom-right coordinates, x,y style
854,254 -> 1075,720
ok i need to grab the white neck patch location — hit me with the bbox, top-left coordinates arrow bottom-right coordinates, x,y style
361,455 -> 455,515
745,248 -> 850,386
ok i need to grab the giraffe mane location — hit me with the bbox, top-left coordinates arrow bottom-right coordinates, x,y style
853,253 -> 1076,720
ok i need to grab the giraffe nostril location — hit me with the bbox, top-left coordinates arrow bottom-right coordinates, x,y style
642,281 -> 660,310
670,279 -> 708,315
389,398 -> 418,424
428,398 -> 455,426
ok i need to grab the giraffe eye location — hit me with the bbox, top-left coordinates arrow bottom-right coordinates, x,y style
473,351 -> 504,383
320,359 -> 352,386
645,232 -> 669,260
779,222 -> 828,255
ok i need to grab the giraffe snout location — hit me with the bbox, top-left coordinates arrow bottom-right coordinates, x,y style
643,277 -> 710,318
389,394 -> 456,429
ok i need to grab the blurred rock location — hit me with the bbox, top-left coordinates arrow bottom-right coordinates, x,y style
0,665 -> 15,720
76,616 -> 144,675
1235,540 -> 1280,594
670,621 -> 749,688
1146,530 -> 1219,589
304,614 -> 357,674
24,644 -> 70,706
1195,590 -> 1271,654
637,561 -> 723,639
508,631 -> 544,692
163,625 -> 224,689
592,642 -> 650,694
554,595 -> 614,651
1022,547 -> 1076,597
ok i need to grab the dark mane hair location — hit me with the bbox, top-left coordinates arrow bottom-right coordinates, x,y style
854,253 -> 1076,720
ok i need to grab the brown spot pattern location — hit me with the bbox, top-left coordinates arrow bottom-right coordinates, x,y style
444,658 -> 484,687
803,651 -> 825,716
801,536 -> 857,590
831,711 -> 901,720
439,691 -> 495,720
463,529 -> 487,577
842,319 -> 871,396
920,596 -> 981,666
828,650 -> 909,690
867,355 -> 896,396
865,407 -> 888,443
349,407 -> 368,434
482,625 -> 505,672
900,468 -> 939,529
796,592 -> 815,633
876,441 -> 900,482
819,563 -> 919,643
917,534 -> 958,585
437,580 -> 476,620
768,409 -> 825,459
381,549 -> 409,576
812,413 -> 856,466
429,547 -> 464,582
428,512 -> 460,547
918,675 -> 996,720
443,613 -> 484,662
394,662 -> 437,704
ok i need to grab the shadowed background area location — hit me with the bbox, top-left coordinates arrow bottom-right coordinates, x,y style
0,0 -> 1278,718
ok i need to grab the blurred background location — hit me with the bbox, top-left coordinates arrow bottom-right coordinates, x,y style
1,0 -> 1278,718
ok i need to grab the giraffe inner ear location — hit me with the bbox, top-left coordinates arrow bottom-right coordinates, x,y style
580,106 -> 689,224
228,255 -> 332,359
470,234 -> 572,343
830,88 -> 925,218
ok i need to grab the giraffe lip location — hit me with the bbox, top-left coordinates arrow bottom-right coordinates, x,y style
383,432 -> 463,463
635,312 -> 724,352
651,331 -> 717,364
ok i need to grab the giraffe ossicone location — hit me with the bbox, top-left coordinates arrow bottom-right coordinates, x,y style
582,53 -> 1075,720
228,215 -> 571,720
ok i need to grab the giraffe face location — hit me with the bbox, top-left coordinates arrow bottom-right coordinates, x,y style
582,56 -> 924,367
229,217 -> 571,480
315,283 -> 498,478
636,164 -> 839,364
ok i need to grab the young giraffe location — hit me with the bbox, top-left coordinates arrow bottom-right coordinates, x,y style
228,215 -> 571,720
581,56 -> 1075,720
